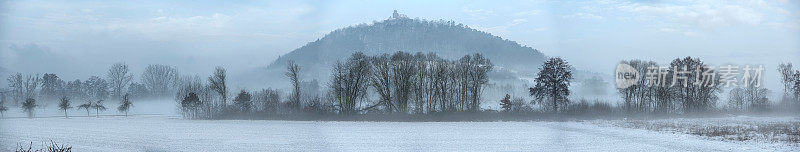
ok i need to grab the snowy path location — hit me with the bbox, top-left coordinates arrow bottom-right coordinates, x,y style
1,116 -> 796,151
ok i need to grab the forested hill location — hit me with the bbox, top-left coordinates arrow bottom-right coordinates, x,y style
250,12 -> 547,87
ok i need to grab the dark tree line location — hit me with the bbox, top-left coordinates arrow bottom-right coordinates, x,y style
329,52 -> 493,114
175,52 -> 494,118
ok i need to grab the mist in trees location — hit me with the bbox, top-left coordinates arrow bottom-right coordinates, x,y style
142,64 -> 178,98
1,54 -> 794,120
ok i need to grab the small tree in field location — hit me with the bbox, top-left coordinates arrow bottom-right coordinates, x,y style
77,100 -> 93,116
117,94 -> 132,117
500,94 -> 512,112
58,96 -> 72,118
92,100 -> 107,117
21,98 -> 37,118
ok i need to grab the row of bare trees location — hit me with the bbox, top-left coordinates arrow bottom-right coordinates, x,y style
616,57 -> 723,114
329,52 -> 493,114
615,57 -> 800,114
2,62 -> 166,118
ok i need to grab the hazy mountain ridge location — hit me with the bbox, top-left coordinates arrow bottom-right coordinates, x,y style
249,12 -> 547,88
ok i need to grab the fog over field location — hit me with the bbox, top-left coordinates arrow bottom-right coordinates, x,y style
1,0 -> 799,151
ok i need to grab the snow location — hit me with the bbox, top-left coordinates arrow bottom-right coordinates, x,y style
2,115 -> 798,151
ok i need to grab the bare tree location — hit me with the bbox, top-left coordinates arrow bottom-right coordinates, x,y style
108,63 -> 133,101
7,73 -> 24,105
467,53 -> 492,111
670,57 -> 721,113
208,67 -> 227,105
141,64 -> 178,98
391,52 -> 416,113
84,76 -> 109,101
370,55 -> 394,112
285,61 -> 301,110
330,53 -> 371,114
253,89 -> 280,114
778,63 -> 798,104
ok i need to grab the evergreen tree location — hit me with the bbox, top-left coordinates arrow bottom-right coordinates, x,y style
233,90 -> 252,113
181,92 -> 201,119
500,94 -> 512,112
529,57 -> 573,112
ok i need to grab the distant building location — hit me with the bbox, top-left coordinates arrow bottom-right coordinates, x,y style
391,10 -> 408,19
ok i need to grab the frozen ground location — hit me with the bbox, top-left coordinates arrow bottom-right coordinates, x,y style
597,116 -> 800,144
2,115 -> 799,151
1,101 -> 798,151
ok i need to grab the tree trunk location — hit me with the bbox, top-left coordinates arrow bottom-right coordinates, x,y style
64,109 -> 68,118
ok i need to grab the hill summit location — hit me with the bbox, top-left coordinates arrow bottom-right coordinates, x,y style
253,11 -> 547,87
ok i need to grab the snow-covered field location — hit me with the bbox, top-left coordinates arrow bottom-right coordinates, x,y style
2,115 -> 799,151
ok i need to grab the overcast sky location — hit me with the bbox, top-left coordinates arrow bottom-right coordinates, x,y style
1,0 -> 798,90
